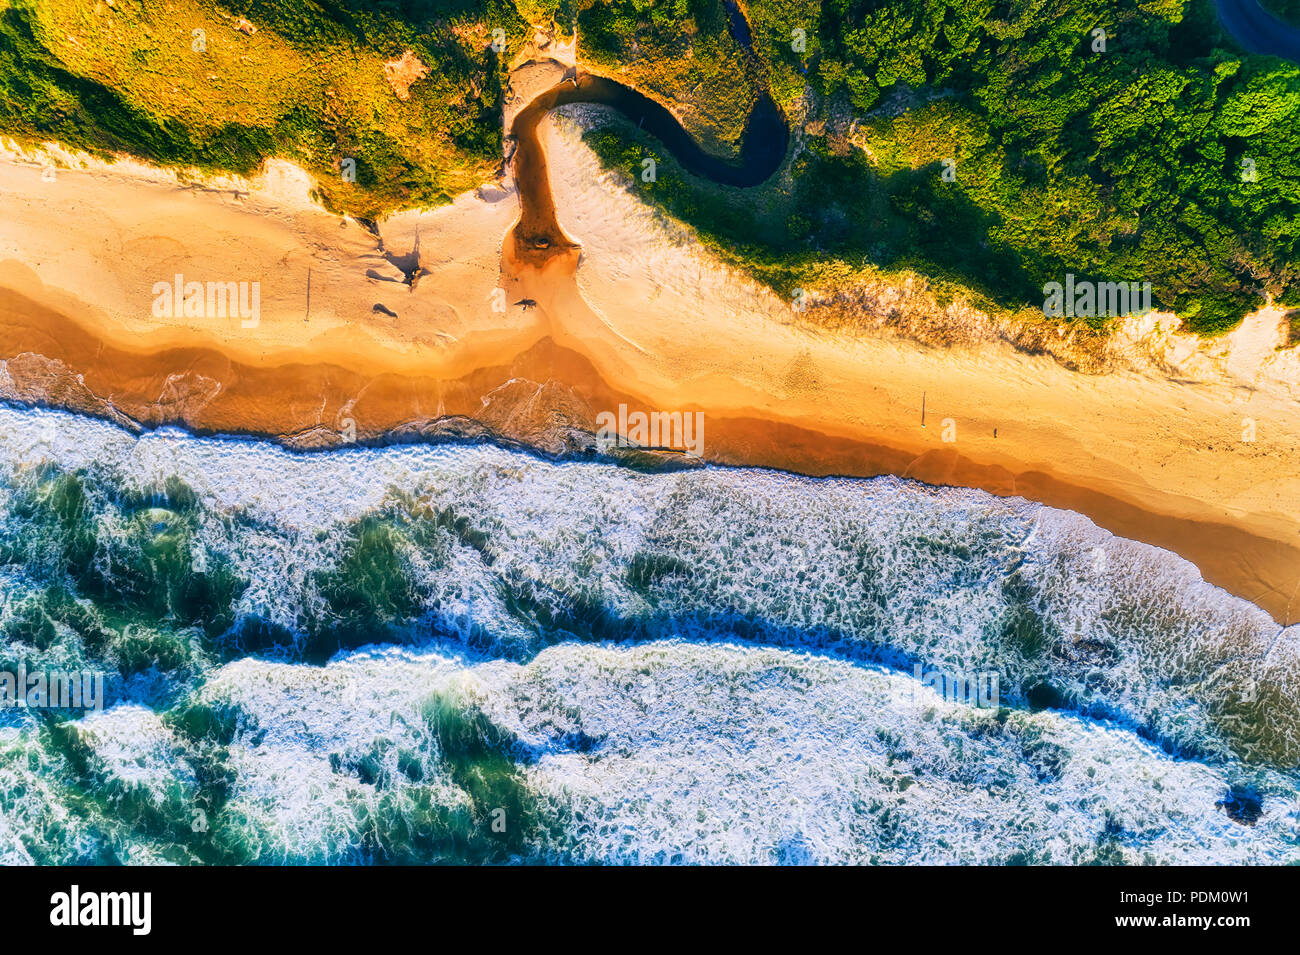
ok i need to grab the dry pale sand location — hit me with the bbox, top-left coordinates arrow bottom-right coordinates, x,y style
0,139 -> 537,377
0,104 -> 1298,623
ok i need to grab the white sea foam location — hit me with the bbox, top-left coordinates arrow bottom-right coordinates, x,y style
0,403 -> 1292,762
0,403 -> 1296,863
173,640 -> 1300,864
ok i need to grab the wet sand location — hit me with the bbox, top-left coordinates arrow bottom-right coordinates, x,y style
1,107 -> 1298,624
508,88 -> 584,269
2,282 -> 1298,624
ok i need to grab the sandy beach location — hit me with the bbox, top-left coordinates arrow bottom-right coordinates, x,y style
1,100 -> 1298,624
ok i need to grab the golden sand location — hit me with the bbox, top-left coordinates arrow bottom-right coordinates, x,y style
1,106 -> 1297,622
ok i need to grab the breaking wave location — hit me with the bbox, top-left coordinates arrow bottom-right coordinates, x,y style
0,404 -> 1295,864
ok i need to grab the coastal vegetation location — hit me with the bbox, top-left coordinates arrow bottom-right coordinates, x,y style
0,0 -> 525,215
2,0 -> 1296,333
570,0 -> 759,153
576,0 -> 1300,334
1261,0 -> 1300,25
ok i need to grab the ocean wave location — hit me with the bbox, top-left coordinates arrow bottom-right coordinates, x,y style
3,641 -> 1296,864
0,404 -> 1294,863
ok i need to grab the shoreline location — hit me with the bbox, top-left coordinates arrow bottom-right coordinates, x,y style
1,286 -> 1297,626
1,120 -> 1298,625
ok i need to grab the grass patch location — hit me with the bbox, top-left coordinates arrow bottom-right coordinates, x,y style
0,0 -> 529,216
568,0 -> 760,154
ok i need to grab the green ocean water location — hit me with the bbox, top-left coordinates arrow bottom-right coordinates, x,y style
0,405 -> 1295,864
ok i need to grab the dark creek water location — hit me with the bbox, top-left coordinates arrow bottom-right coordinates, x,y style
506,6 -> 788,257
506,71 -> 785,256
521,73 -> 787,188
5,7 -> 1300,867
520,0 -> 787,187
1215,0 -> 1300,61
